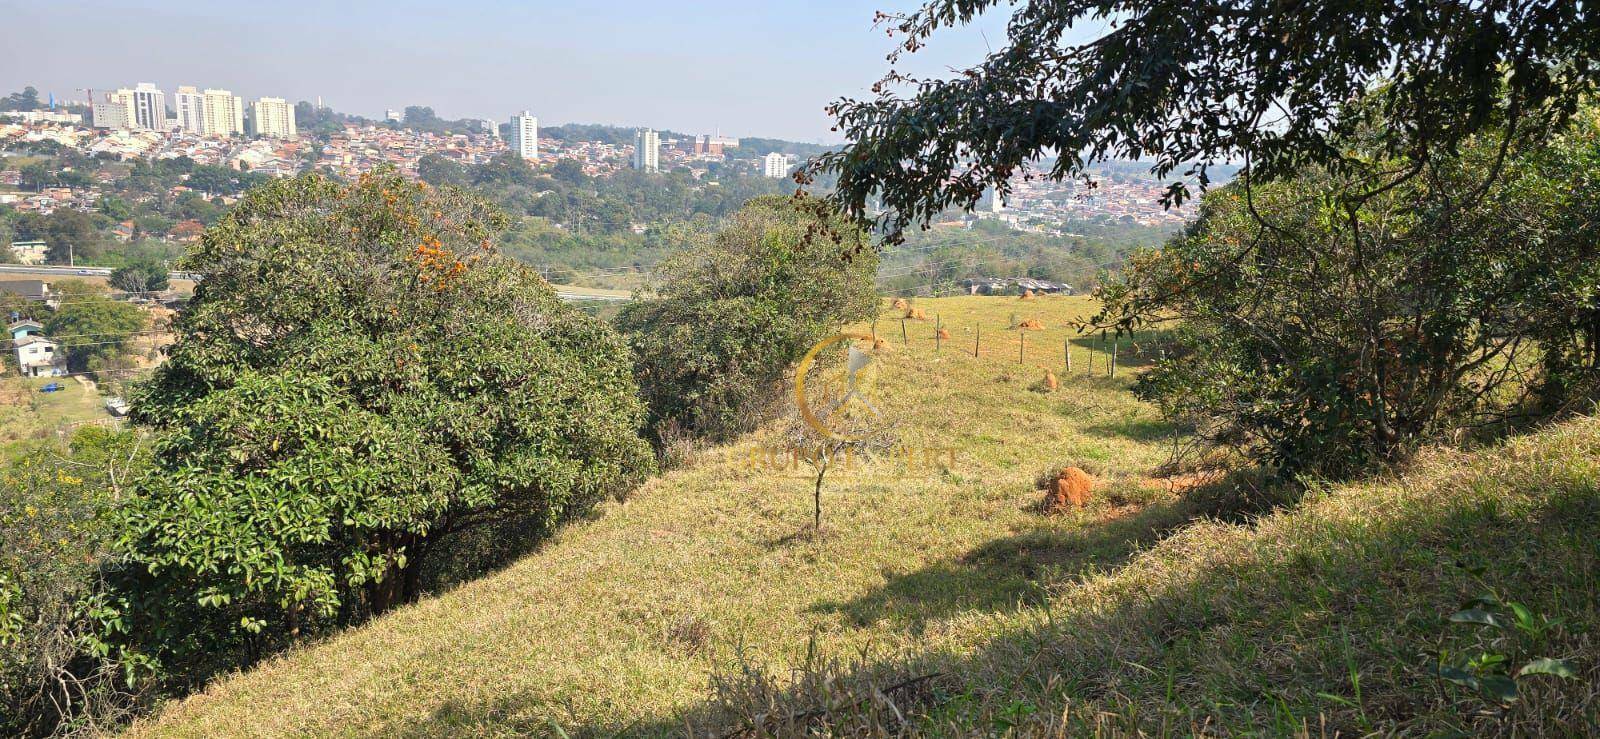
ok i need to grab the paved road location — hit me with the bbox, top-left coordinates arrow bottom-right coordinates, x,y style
0,264 -> 629,302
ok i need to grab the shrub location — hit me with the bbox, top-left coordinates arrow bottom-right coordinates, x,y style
1095,116 -> 1600,478
616,195 -> 879,444
120,170 -> 655,678
0,428 -> 148,736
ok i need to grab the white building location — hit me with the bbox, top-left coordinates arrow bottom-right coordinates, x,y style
249,97 -> 297,138
125,83 -> 166,131
481,119 -> 499,138
385,109 -> 402,122
174,86 -> 204,133
8,240 -> 48,265
633,128 -> 660,172
9,321 -> 66,378
763,152 -> 793,179
201,89 -> 245,136
90,94 -> 131,129
510,111 -> 538,160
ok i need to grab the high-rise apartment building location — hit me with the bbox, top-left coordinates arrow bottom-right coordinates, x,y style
90,91 -> 132,129
763,152 -> 793,179
633,128 -> 660,172
510,111 -> 538,159
249,97 -> 297,138
201,89 -> 245,136
126,83 -> 166,130
174,86 -> 205,132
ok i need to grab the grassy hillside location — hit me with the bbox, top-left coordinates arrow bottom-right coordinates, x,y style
130,295 -> 1599,737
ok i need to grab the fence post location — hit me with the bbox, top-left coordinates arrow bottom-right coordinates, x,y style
901,318 -> 908,346
1110,333 -> 1118,379
1019,330 -> 1025,364
1100,330 -> 1108,377
1065,338 -> 1071,373
935,314 -> 941,352
974,325 -> 981,357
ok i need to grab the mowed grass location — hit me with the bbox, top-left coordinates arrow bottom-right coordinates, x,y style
130,295 -> 1600,736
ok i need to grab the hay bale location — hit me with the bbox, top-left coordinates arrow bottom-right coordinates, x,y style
936,327 -> 951,340
892,298 -> 909,311
1018,318 -> 1044,330
1020,289 -> 1035,300
905,307 -> 927,320
872,337 -> 892,351
1042,467 -> 1094,512
1042,368 -> 1058,392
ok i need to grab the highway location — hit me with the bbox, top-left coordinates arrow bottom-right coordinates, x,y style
0,264 -> 629,302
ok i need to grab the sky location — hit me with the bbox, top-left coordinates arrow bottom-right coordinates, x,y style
0,0 -> 1033,143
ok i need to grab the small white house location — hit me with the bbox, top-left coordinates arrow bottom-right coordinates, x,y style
10,320 -> 66,377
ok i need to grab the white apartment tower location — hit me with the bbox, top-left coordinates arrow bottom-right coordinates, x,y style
249,97 -> 297,138
174,87 -> 205,132
510,111 -> 538,159
201,89 -> 245,136
633,128 -> 660,172
763,152 -> 793,179
126,83 -> 166,130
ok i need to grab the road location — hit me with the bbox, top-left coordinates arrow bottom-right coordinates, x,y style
0,264 -> 629,302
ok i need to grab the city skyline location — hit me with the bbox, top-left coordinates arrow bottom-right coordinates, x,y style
0,0 -> 1044,142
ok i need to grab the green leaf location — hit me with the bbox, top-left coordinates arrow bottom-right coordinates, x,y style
1449,608 -> 1504,628
1477,674 -> 1518,703
1518,658 -> 1577,679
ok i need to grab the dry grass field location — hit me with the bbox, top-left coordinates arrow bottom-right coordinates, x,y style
128,295 -> 1600,737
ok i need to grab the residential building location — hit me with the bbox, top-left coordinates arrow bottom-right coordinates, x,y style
633,128 -> 660,172
510,111 -> 537,160
763,151 -> 792,179
8,240 -> 47,265
174,86 -> 205,132
481,119 -> 499,138
91,91 -> 132,129
385,109 -> 402,122
201,89 -> 245,136
126,83 -> 166,130
10,321 -> 66,378
249,97 -> 297,138
0,280 -> 57,308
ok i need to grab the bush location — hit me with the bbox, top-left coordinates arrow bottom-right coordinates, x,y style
119,170 -> 655,680
617,195 -> 879,444
1096,116 -> 1600,478
0,428 -> 149,736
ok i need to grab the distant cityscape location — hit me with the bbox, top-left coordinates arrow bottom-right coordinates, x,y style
1,82 -> 1191,239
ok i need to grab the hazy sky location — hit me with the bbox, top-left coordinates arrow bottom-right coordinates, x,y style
0,0 -> 1045,142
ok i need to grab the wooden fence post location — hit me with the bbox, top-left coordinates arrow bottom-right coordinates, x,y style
901,319 -> 908,346
935,314 -> 941,352
1110,333 -> 1118,379
1019,330 -> 1026,364
1065,338 -> 1072,373
974,325 -> 981,357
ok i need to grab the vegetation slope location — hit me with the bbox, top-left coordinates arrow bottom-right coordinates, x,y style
130,295 -> 1598,736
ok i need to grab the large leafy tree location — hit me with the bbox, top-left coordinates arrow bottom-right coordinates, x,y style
617,195 -> 879,443
808,0 -> 1599,242
122,171 -> 655,674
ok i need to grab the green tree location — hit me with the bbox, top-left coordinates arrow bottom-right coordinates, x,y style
617,195 -> 879,443
121,170 -> 655,677
416,153 -> 468,187
0,86 -> 41,112
809,0 -> 1600,242
1095,115 -> 1600,477
44,290 -> 146,372
108,260 -> 170,295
